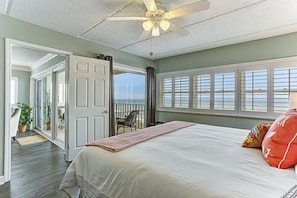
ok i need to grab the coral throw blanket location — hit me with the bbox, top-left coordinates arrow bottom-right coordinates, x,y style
86,121 -> 196,152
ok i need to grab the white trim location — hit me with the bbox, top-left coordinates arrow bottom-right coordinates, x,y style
10,39 -> 72,56
10,77 -> 18,105
156,108 -> 276,120
29,77 -> 35,131
114,62 -> 146,74
31,60 -> 66,80
4,38 -> 12,183
12,65 -> 32,71
0,176 -> 4,185
53,60 -> 66,72
4,38 -> 72,183
31,53 -> 58,70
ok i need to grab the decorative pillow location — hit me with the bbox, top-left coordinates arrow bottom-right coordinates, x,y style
242,122 -> 272,148
262,109 -> 297,169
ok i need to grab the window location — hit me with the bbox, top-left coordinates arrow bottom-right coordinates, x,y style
159,77 -> 173,107
193,74 -> 211,109
10,77 -> 18,105
158,76 -> 189,108
157,57 -> 297,119
241,68 -> 268,112
174,76 -> 189,108
272,62 -> 297,114
214,72 -> 235,111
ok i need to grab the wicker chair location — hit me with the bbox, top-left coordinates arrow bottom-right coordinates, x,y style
116,110 -> 139,132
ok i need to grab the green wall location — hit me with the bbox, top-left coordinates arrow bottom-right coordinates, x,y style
155,32 -> 297,129
0,14 -> 153,177
11,70 -> 31,105
156,32 -> 297,73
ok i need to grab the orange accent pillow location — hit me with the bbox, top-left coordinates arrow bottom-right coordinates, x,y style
262,109 -> 297,169
242,122 -> 272,148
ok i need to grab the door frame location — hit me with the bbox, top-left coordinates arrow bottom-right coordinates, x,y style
4,38 -> 72,183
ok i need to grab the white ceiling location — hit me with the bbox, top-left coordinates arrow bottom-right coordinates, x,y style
2,0 -> 297,62
11,45 -> 56,69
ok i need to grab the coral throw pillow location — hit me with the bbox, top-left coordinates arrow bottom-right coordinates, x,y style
262,109 -> 297,169
242,122 -> 272,148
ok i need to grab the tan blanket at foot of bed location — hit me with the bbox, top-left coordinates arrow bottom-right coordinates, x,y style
86,121 -> 196,152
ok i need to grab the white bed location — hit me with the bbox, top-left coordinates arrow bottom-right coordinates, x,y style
60,123 -> 297,198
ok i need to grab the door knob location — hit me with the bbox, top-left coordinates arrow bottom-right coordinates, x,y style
102,110 -> 108,113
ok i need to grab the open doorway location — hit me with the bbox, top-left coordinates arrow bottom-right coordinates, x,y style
4,38 -> 71,182
5,39 -> 110,182
113,64 -> 146,134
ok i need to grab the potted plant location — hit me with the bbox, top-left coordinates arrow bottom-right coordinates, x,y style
44,92 -> 51,130
44,104 -> 51,130
17,102 -> 34,132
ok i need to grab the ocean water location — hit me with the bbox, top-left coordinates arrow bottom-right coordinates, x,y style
115,99 -> 145,104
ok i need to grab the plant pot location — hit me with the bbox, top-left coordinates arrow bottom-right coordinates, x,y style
18,124 -> 27,132
45,123 -> 51,130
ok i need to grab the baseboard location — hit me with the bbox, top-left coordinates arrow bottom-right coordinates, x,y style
0,175 -> 5,185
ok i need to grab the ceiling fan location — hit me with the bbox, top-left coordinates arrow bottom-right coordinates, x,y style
107,0 -> 210,37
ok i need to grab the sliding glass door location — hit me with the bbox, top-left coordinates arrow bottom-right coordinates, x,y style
55,71 -> 65,143
34,69 -> 65,148
36,79 -> 42,129
43,74 -> 52,136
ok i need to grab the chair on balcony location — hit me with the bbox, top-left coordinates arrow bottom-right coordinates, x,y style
116,110 -> 139,132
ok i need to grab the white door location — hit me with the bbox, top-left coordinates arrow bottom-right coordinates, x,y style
67,55 -> 110,161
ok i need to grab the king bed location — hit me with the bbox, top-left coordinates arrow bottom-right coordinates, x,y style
60,121 -> 297,198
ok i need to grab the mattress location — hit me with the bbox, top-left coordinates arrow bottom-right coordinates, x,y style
60,123 -> 297,198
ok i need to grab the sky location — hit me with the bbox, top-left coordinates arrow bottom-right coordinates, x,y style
114,73 -> 145,100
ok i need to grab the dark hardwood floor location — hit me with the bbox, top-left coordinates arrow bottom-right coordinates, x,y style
0,131 -> 70,198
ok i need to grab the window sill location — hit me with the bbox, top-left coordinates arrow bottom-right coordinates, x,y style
156,108 -> 277,121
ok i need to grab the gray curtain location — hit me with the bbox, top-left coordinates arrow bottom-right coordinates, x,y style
97,54 -> 115,136
146,66 -> 156,126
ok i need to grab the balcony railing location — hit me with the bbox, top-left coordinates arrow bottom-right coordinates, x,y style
115,103 -> 145,134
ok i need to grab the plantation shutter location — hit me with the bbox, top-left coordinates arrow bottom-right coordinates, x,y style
193,74 -> 211,109
273,65 -> 297,113
159,77 -> 173,107
240,68 -> 268,112
174,76 -> 189,108
214,72 -> 235,110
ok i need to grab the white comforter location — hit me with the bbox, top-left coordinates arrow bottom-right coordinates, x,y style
60,124 -> 297,198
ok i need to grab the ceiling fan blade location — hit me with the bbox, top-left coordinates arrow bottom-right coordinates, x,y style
106,16 -> 147,21
143,0 -> 157,11
165,0 -> 210,19
169,23 -> 189,36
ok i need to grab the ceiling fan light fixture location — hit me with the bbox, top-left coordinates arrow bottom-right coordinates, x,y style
159,20 -> 170,31
152,25 -> 160,37
143,20 -> 153,31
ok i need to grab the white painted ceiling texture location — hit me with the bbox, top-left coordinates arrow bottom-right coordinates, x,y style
2,0 -> 297,60
11,45 -> 56,69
